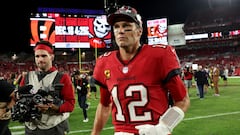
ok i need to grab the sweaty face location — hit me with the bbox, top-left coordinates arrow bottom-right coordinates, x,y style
34,50 -> 53,71
113,21 -> 142,48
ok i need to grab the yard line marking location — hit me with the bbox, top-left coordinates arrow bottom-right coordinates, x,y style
184,111 -> 240,121
11,131 -> 24,135
10,111 -> 240,135
69,126 -> 114,134
9,126 -> 25,130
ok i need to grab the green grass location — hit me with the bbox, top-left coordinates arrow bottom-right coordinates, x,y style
9,77 -> 240,135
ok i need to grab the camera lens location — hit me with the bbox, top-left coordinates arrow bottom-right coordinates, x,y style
33,94 -> 43,104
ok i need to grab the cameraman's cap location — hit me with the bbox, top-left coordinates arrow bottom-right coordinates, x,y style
107,5 -> 142,27
34,40 -> 54,54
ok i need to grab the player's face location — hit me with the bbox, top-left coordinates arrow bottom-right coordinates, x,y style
113,21 -> 142,48
34,50 -> 53,71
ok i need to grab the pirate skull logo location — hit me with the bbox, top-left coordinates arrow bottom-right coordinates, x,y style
93,16 -> 111,38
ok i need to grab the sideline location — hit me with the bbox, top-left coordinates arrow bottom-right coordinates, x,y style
10,111 -> 240,135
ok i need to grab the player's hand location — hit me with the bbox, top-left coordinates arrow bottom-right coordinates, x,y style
135,124 -> 157,135
135,123 -> 171,135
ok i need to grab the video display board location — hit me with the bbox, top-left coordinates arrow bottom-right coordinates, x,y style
147,18 -> 168,45
30,12 -> 112,48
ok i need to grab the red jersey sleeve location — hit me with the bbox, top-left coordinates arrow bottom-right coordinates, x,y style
58,74 -> 75,113
99,86 -> 111,106
159,45 -> 181,79
93,52 -> 114,106
166,75 -> 187,102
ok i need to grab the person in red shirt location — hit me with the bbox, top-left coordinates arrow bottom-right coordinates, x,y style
183,66 -> 194,90
91,5 -> 190,135
19,40 -> 75,135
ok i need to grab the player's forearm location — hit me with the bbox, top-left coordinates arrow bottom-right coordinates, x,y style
91,103 -> 111,135
174,95 -> 190,112
135,106 -> 186,135
135,95 -> 190,135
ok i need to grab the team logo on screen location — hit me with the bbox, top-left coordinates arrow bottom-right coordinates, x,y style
89,16 -> 111,48
30,18 -> 55,46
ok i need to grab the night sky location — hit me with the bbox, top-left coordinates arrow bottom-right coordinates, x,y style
5,0 -> 239,53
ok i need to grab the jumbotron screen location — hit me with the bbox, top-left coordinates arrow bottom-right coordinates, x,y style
30,13 -> 112,48
147,18 -> 168,45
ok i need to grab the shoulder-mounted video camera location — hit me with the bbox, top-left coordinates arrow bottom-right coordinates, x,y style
11,84 -> 64,123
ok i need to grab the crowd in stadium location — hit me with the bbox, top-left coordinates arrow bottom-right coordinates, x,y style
0,43 -> 240,82
1,41 -> 240,82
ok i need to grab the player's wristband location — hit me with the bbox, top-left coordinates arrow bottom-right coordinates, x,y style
159,106 -> 184,132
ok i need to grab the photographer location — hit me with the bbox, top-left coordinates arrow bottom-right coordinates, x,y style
19,40 -> 75,135
0,79 -> 16,135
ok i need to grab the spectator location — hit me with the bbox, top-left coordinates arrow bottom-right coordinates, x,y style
13,71 -> 27,88
210,65 -> 220,96
183,66 -> 194,91
222,66 -> 228,86
88,71 -> 98,99
194,65 -> 208,99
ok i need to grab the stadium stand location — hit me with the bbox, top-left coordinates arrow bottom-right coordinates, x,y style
183,6 -> 240,34
177,4 -> 240,76
0,5 -> 239,81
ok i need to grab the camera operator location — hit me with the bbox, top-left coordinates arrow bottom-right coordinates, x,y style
19,40 -> 75,135
0,79 -> 16,135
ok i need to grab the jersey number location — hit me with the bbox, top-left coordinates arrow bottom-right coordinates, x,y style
111,85 -> 152,122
